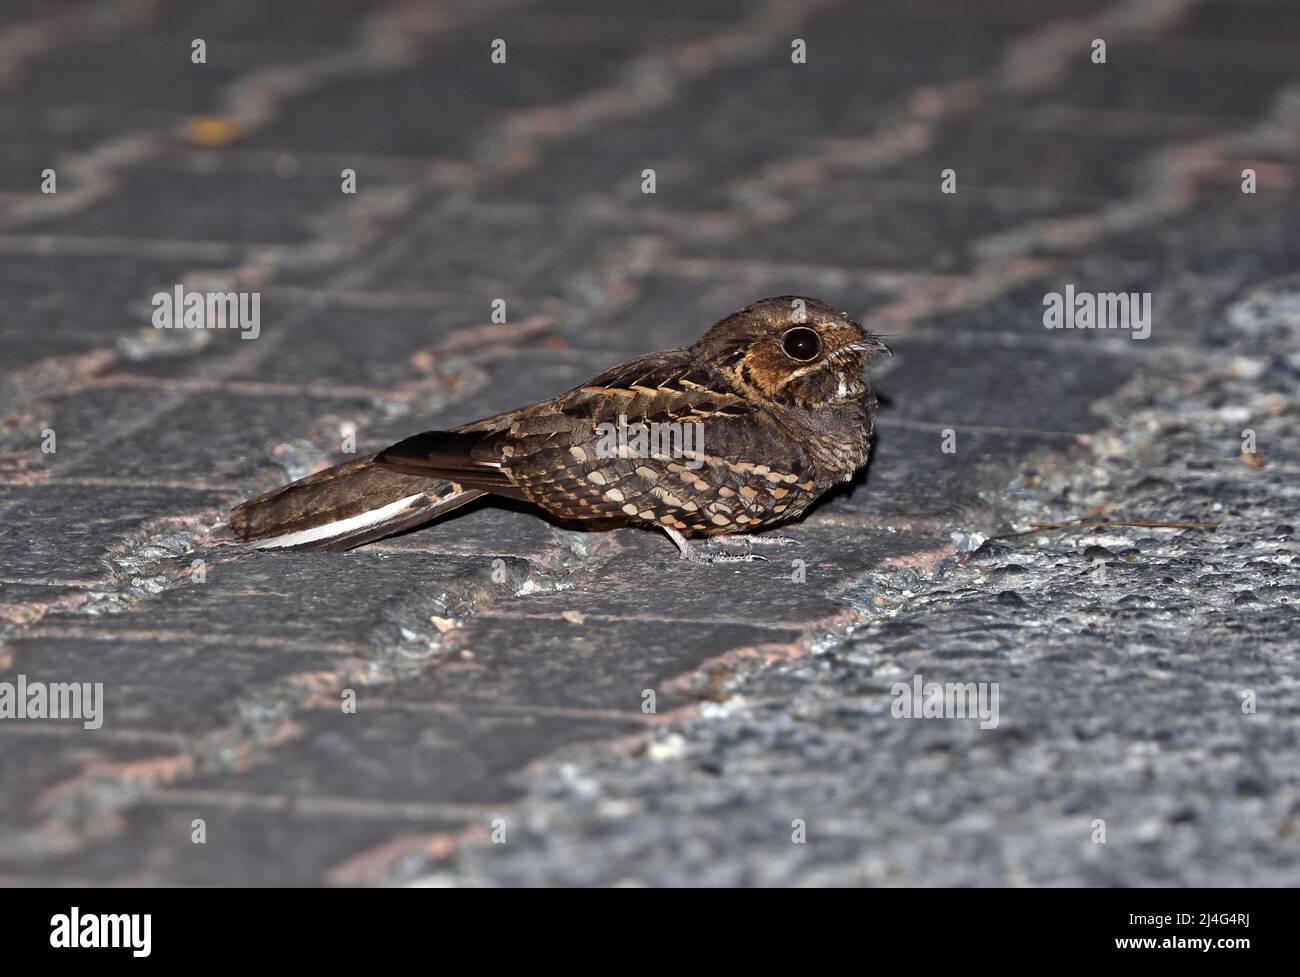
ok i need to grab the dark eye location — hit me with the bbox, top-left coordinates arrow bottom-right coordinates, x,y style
781,326 -> 822,361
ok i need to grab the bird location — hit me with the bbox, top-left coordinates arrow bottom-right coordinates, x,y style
228,296 -> 889,563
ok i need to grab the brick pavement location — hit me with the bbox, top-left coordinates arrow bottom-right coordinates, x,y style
0,0 -> 1297,885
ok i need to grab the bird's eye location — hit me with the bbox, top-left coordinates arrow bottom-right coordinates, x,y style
781,326 -> 822,361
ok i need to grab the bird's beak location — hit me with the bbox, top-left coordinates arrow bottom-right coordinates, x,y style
842,337 -> 892,358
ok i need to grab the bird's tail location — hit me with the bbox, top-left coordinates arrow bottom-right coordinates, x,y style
229,455 -> 483,552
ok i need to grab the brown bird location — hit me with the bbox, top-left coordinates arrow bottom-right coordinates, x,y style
229,296 -> 889,563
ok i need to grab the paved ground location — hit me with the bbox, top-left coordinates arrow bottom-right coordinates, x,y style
0,0 -> 1297,886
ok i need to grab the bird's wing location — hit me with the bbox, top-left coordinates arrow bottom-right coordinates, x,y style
371,349 -> 810,525
497,350 -> 814,529
372,429 -> 528,499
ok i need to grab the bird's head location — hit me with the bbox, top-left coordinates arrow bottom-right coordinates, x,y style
694,296 -> 890,409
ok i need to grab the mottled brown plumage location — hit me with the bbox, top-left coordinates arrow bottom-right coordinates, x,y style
230,296 -> 888,561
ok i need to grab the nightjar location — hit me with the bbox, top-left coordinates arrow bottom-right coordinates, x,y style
230,296 -> 889,563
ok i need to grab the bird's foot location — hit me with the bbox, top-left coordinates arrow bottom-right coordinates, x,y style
662,526 -> 769,564
691,547 -> 770,565
714,531 -> 800,548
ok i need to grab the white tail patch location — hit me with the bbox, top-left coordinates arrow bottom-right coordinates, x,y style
252,493 -> 430,550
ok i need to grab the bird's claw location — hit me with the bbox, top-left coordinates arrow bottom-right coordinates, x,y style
662,525 -> 770,564
684,548 -> 769,565
715,532 -> 800,548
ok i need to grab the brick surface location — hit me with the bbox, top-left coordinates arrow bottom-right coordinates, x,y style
1,0 -> 1297,886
